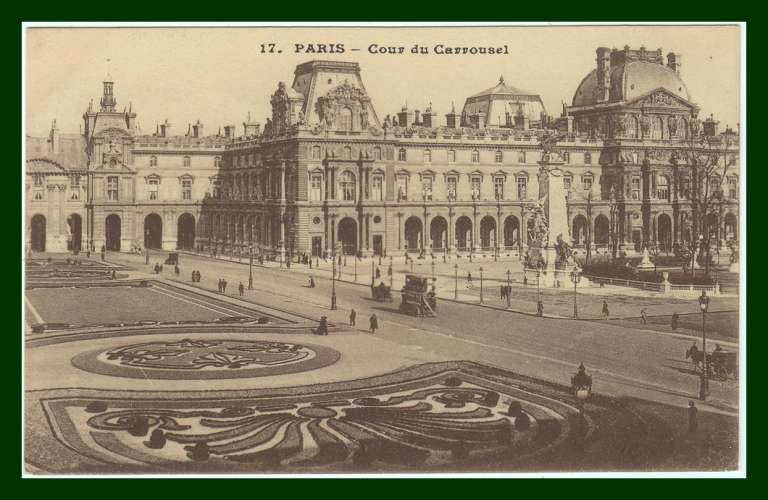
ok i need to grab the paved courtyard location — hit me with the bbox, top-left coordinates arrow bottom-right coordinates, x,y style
23,253 -> 741,474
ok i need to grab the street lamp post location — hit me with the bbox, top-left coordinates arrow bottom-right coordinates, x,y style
454,263 -> 459,300
389,256 -> 394,289
698,291 -> 710,400
371,259 -> 375,287
536,266 -> 542,308
431,258 -> 435,279
354,253 -> 358,282
248,246 -> 253,290
506,269 -> 511,309
570,269 -> 582,319
331,244 -> 339,310
479,267 -> 484,304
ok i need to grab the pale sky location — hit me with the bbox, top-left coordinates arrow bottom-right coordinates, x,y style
25,25 -> 741,137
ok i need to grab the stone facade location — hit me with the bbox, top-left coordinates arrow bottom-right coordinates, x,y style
198,53 -> 739,261
25,48 -> 740,259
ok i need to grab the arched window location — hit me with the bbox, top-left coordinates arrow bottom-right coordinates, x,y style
516,175 -> 528,200
183,156 -> 191,167
398,148 -> 407,162
339,171 -> 356,201
310,173 -> 323,201
423,149 -> 432,163
150,155 -> 157,167
339,107 -> 353,131
495,150 -> 503,163
471,150 -> 480,163
371,173 -> 384,201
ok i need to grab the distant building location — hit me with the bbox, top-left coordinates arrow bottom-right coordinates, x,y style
25,47 -> 740,259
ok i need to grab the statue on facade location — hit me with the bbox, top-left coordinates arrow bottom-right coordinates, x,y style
360,108 -> 369,129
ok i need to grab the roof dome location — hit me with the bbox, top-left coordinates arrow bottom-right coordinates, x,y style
572,60 -> 690,107
462,76 -> 547,126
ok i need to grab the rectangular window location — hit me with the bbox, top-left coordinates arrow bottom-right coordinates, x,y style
446,177 -> 457,200
397,176 -> 409,201
471,150 -> 480,163
182,179 -> 192,200
728,177 -> 738,200
584,152 -> 592,165
494,177 -> 505,199
422,177 -> 433,200
582,176 -> 593,192
563,152 -> 570,163
310,174 -> 323,201
495,150 -> 503,163
448,150 -> 456,163
148,178 -> 159,200
518,151 -> 526,163
471,176 -> 481,199
372,175 -> 383,201
107,176 -> 119,201
517,177 -> 527,200
34,175 -> 43,187
563,175 -> 572,190
423,150 -> 432,163
631,177 -> 641,200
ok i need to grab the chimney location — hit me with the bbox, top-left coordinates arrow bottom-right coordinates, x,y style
224,125 -> 236,138
445,102 -> 458,129
413,109 -> 421,126
667,52 -> 681,75
49,119 -> 60,153
596,47 -> 611,103
243,112 -> 260,137
192,120 -> 203,138
397,105 -> 413,129
159,119 -> 171,138
703,114 -> 719,137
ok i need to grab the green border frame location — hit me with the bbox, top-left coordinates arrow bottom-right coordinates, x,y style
7,5 -> 759,494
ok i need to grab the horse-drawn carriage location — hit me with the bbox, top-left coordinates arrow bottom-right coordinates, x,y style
371,282 -> 393,302
686,344 -> 738,380
399,274 -> 437,317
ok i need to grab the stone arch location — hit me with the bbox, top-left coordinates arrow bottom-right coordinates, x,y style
594,214 -> 610,245
177,213 -> 196,250
404,216 -> 423,252
144,213 -> 163,249
657,213 -> 673,252
571,214 -> 588,246
67,213 -> 82,252
455,216 -> 473,250
30,214 -> 46,252
503,215 -> 520,248
480,216 -> 497,249
105,214 -> 121,251
724,212 -> 738,241
337,217 -> 357,255
430,216 -> 448,250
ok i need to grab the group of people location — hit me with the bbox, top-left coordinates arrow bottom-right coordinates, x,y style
191,270 -> 202,282
217,278 -> 228,293
314,309 -> 379,336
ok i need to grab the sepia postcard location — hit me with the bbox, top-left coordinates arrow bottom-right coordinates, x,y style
22,22 -> 745,477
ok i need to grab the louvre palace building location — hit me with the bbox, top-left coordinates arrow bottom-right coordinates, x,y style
25,46 -> 740,260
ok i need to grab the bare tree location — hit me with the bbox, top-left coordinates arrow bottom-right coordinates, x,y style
674,119 -> 738,278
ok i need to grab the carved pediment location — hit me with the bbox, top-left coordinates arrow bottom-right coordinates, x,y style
315,80 -> 373,131
629,88 -> 696,110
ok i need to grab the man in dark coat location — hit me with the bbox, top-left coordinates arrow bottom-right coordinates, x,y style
688,400 -> 698,432
238,282 -> 245,296
671,312 -> 679,330
222,279 -> 228,294
349,309 -> 356,326
316,316 -> 329,336
602,300 -> 610,319
537,300 -> 544,317
369,314 -> 379,334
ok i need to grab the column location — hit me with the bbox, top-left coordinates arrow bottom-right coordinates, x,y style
280,162 -> 287,202
448,208 -> 454,253
472,210 -> 479,251
520,207 -> 528,252
397,212 -> 403,250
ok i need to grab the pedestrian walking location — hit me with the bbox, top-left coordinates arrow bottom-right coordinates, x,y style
369,313 -> 379,334
238,282 -> 245,296
375,267 -> 381,279
174,265 -> 180,276
688,401 -> 698,433
537,300 -> 544,317
309,276 -> 316,288
349,309 -> 356,326
602,300 -> 610,319
640,307 -> 648,324
467,272 -> 473,283
316,316 -> 329,336
191,271 -> 196,282
671,312 -> 679,331
222,279 -> 228,294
